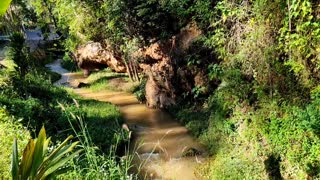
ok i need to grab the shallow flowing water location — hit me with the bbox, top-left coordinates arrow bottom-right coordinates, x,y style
47,60 -> 206,180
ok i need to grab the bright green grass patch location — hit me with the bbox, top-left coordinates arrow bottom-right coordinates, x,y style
198,149 -> 268,180
56,96 -> 133,179
56,104 -> 133,179
0,108 -> 30,178
86,69 -> 123,84
85,69 -> 139,93
0,0 -> 12,15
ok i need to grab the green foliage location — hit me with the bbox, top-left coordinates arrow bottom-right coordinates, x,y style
7,32 -> 32,77
279,0 -> 320,87
11,126 -> 82,180
0,58 -> 131,179
133,77 -> 146,102
5,0 -> 320,178
0,0 -> 12,15
0,69 -> 73,136
199,150 -> 267,180
262,99 -> 320,177
57,105 -> 133,179
0,108 -> 30,178
208,64 -> 223,81
61,53 -> 78,72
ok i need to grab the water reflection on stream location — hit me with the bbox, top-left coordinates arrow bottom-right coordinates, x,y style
47,60 -> 206,180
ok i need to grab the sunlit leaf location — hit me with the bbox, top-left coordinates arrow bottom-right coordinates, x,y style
0,0 -> 12,15
19,139 -> 35,180
11,138 -> 19,180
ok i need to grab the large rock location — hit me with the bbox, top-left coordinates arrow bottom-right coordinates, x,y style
140,41 -> 176,108
139,23 -> 202,108
75,42 -> 126,74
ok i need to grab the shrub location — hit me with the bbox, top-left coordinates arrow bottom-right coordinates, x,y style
7,32 -> 31,77
133,77 -> 146,102
262,98 -> 320,177
61,53 -> 78,72
11,126 -> 82,180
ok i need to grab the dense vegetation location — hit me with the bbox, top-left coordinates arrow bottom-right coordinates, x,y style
1,0 -> 320,179
0,33 -> 131,178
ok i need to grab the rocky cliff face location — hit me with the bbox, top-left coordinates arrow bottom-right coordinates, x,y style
75,42 -> 126,75
139,42 -> 176,108
73,23 -> 208,109
138,23 -> 202,108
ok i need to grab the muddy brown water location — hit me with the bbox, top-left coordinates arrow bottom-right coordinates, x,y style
46,60 -> 206,180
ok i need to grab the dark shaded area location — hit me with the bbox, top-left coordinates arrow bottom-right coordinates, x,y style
306,163 -> 320,178
264,155 -> 282,180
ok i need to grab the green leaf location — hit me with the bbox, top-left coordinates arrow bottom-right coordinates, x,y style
31,126 -> 47,177
36,135 -> 76,178
45,166 -> 71,179
47,142 -> 80,165
41,135 -> 73,164
43,138 -> 51,158
41,149 -> 83,179
19,139 -> 35,180
11,127 -> 80,180
11,138 -> 19,180
0,0 -> 12,15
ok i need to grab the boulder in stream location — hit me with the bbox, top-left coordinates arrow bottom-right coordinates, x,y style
75,42 -> 126,75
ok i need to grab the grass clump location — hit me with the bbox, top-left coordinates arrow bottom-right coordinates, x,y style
57,104 -> 134,179
0,108 -> 30,178
58,98 -> 125,152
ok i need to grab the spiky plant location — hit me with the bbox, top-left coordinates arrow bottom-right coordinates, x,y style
11,126 -> 82,180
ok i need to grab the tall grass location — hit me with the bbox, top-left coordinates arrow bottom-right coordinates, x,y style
58,102 -> 137,179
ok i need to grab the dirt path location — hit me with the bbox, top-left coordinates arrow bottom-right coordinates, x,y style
46,59 -> 206,180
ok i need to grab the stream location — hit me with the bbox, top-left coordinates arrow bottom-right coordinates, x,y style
46,59 -> 206,180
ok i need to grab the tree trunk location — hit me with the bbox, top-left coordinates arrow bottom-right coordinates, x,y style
129,60 -> 136,81
44,0 -> 58,30
133,61 -> 140,82
124,60 -> 133,81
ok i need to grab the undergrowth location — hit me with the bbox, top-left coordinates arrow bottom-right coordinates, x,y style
61,53 -> 79,72
57,104 -> 134,179
0,36 -> 134,178
0,108 -> 30,179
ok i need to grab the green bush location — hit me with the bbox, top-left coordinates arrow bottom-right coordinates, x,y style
133,78 -> 146,102
263,98 -> 320,177
61,53 -> 78,72
7,32 -> 32,77
11,126 -> 82,180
